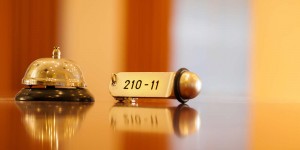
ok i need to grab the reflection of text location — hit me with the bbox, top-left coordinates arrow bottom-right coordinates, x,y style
110,114 -> 159,129
124,114 -> 158,126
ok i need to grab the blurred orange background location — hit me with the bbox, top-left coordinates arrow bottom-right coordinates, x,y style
251,0 -> 300,149
1,0 -> 300,149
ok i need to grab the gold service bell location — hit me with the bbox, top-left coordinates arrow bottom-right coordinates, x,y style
15,47 -> 94,102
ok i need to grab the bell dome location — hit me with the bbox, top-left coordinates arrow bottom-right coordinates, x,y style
22,47 -> 86,88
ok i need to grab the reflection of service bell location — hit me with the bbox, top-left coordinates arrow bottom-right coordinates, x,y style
15,47 -> 94,102
109,103 -> 200,137
16,101 -> 93,149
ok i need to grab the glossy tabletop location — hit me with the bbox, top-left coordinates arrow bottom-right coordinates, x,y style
0,95 -> 298,150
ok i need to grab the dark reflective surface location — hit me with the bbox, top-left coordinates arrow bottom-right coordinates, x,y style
110,102 -> 200,137
16,101 -> 93,150
0,97 -> 249,150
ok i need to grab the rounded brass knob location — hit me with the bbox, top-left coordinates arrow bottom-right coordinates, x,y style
179,71 -> 201,99
174,68 -> 202,103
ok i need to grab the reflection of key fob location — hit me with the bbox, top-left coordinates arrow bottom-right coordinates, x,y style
109,68 -> 202,103
109,103 -> 201,137
15,47 -> 94,102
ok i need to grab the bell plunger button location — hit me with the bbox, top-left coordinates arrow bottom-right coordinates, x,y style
52,46 -> 61,59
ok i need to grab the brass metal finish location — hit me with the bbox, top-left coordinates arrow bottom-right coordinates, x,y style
22,47 -> 86,88
109,72 -> 175,98
109,68 -> 202,103
52,46 -> 61,59
179,71 -> 202,99
15,47 -> 94,102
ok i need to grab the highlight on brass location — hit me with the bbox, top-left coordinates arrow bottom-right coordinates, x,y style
15,47 -> 94,102
109,103 -> 200,137
16,101 -> 93,149
109,68 -> 202,103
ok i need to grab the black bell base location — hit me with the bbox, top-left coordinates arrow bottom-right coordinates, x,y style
15,88 -> 94,102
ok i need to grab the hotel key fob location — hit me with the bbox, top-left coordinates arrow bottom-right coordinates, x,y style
109,68 -> 202,103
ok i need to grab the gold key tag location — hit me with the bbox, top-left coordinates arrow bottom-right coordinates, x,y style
109,68 -> 202,103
